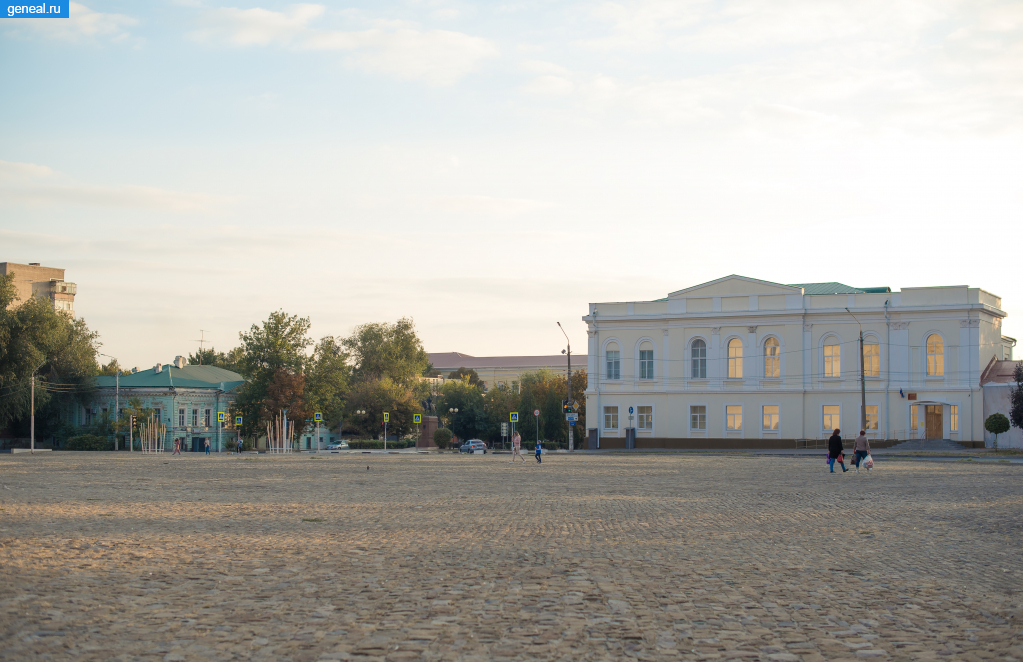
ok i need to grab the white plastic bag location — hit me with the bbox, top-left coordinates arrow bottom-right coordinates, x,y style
864,453 -> 874,469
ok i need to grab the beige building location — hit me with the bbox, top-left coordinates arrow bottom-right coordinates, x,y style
1,262 -> 77,315
584,275 -> 1014,447
428,352 -> 587,391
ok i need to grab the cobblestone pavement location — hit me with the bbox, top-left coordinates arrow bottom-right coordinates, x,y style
0,452 -> 1020,661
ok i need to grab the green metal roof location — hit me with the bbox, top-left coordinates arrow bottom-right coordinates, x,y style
95,364 -> 244,392
790,282 -> 891,295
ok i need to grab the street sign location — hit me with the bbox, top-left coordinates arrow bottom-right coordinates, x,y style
314,412 -> 322,422
383,412 -> 390,422
570,420 -> 576,426
566,413 -> 578,422
235,416 -> 243,426
217,412 -> 225,423
572,401 -> 579,411
533,409 -> 540,417
510,412 -> 518,422
413,414 -> 422,423
629,406 -> 634,414
501,422 -> 508,435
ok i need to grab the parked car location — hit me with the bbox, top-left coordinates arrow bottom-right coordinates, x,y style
459,439 -> 488,454
326,442 -> 349,451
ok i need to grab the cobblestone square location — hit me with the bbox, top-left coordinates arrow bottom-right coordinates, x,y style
1,452 -> 1020,661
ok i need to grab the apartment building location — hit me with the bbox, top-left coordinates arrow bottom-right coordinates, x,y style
1,261 -> 77,315
428,352 -> 586,391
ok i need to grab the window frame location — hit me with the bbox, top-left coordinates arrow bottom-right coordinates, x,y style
690,338 -> 708,379
636,404 -> 654,431
727,338 -> 743,379
605,343 -> 621,380
638,345 -> 655,380
822,336 -> 841,378
763,337 -> 781,379
864,404 -> 879,431
863,340 -> 881,378
603,406 -> 619,431
822,403 -> 842,433
950,404 -> 959,432
179,408 -> 185,427
761,404 -> 780,432
191,408 -> 198,427
725,404 -> 743,432
926,333 -> 944,377
689,404 -> 708,433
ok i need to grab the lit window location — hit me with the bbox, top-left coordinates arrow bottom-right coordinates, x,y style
690,405 -> 706,430
764,338 -> 780,378
863,342 -> 880,377
865,405 -> 878,430
824,340 -> 840,377
726,405 -> 743,430
639,344 -> 654,380
603,406 -> 618,430
911,407 -> 919,429
926,334 -> 944,376
637,406 -> 653,430
728,339 -> 743,378
950,405 -> 958,432
691,339 -> 707,379
606,345 -> 620,380
823,405 -> 840,431
762,405 -> 779,430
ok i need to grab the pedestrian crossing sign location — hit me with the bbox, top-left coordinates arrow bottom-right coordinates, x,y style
314,412 -> 322,422
383,412 -> 389,422
217,412 -> 225,423
413,414 -> 421,423
510,412 -> 518,422
235,416 -> 242,426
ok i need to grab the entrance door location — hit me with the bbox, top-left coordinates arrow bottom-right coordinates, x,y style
192,437 -> 204,452
925,406 -> 942,439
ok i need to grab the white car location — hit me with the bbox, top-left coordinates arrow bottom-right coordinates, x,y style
325,442 -> 349,451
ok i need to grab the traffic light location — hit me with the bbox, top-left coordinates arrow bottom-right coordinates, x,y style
562,400 -> 570,413
130,414 -> 136,427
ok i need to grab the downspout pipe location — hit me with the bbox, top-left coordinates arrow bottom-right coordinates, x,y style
884,300 -> 890,438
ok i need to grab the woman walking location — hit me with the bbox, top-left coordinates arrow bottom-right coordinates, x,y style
510,432 -> 525,464
852,430 -> 871,472
827,428 -> 847,473
172,438 -> 181,455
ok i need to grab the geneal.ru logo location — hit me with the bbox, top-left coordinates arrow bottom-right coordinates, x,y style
4,3 -> 69,17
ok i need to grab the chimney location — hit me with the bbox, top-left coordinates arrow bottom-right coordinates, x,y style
155,363 -> 163,373
131,367 -> 139,374
174,355 -> 186,369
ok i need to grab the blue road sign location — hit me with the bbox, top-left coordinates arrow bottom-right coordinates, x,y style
629,406 -> 634,414
383,412 -> 390,422
414,414 -> 422,423
314,412 -> 322,422
510,412 -> 519,422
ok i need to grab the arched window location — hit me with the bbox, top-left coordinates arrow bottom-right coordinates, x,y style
639,341 -> 654,380
691,339 -> 706,379
606,343 -> 620,380
863,340 -> 880,377
926,334 -> 944,376
764,337 -> 780,378
824,338 -> 840,377
728,338 -> 743,378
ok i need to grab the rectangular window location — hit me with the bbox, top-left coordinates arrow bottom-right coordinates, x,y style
606,351 -> 620,380
637,406 -> 653,430
911,407 -> 919,430
691,342 -> 707,379
865,405 -> 879,431
603,406 -> 618,430
762,405 -> 779,431
639,350 -> 654,379
154,408 -> 162,423
204,409 -> 211,427
824,344 -> 841,377
726,405 -> 742,430
179,408 -> 185,426
690,405 -> 706,430
950,405 -> 958,432
191,408 -> 198,426
823,405 -> 840,431
864,343 -> 880,377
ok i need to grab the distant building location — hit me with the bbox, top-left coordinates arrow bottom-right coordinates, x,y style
980,357 -> 1022,448
0,261 -> 77,315
428,352 -> 587,391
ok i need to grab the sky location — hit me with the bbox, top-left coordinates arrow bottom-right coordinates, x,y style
1,0 -> 1021,369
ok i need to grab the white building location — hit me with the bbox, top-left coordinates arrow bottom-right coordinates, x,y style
583,275 -> 1014,448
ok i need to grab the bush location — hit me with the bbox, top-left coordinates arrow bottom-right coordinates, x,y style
66,434 -> 113,451
347,439 -> 415,450
985,413 -> 1011,448
433,428 -> 453,449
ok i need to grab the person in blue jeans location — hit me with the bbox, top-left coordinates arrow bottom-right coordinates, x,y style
535,440 -> 542,463
204,439 -> 211,455
827,428 -> 847,473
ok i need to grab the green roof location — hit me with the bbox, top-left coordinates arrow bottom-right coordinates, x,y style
790,282 -> 890,295
95,364 -> 244,392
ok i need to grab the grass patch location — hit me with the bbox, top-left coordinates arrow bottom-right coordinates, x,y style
858,530 -> 873,535
301,518 -> 324,523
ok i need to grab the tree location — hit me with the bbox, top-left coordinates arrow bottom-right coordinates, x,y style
188,346 -> 245,374
343,318 -> 428,387
260,368 -> 311,436
433,427 -> 452,449
1011,362 -> 1023,430
303,336 -> 351,431
346,377 -> 420,439
448,367 -> 484,389
437,378 -> 487,441
98,358 -> 122,377
483,383 -> 521,443
985,413 -> 1010,449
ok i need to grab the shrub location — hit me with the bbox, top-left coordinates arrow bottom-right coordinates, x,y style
433,428 -> 453,449
66,434 -> 113,451
985,413 -> 1011,448
347,440 -> 415,450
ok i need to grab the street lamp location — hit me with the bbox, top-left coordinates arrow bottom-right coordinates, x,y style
448,407 -> 458,440
845,308 -> 868,434
557,322 -> 574,451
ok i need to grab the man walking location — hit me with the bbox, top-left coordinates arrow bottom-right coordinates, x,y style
511,432 -> 525,463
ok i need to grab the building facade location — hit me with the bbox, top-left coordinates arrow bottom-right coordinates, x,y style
1,261 -> 77,315
583,275 -> 1013,447
428,352 -> 587,391
980,357 -> 1023,448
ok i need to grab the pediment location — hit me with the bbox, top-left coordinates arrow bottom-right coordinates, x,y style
667,275 -> 802,299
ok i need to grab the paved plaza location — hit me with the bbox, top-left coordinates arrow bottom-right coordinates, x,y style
0,452 -> 1020,661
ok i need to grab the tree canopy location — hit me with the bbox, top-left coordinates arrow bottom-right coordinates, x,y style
343,318 -> 428,387
448,367 -> 485,389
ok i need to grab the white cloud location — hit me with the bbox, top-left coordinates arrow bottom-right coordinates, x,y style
0,160 -> 54,178
190,4 -> 498,85
429,195 -> 552,215
4,2 -> 138,42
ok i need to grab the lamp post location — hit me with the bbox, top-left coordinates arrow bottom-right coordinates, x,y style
356,409 -> 366,443
557,322 -> 573,451
98,353 -> 120,451
845,308 -> 868,433
448,407 -> 458,442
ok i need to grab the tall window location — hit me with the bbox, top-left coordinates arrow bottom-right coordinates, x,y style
911,407 -> 919,430
606,345 -> 620,380
926,334 -> 944,376
191,408 -> 198,426
865,405 -> 879,431
822,405 -> 840,431
639,344 -> 654,380
950,405 -> 959,432
863,342 -> 880,377
204,409 -> 211,427
154,408 -> 162,422
637,406 -> 653,430
690,405 -> 706,430
824,340 -> 841,377
691,339 -> 707,379
762,405 -> 779,431
726,405 -> 743,430
728,339 -> 743,378
179,408 -> 185,426
603,406 -> 618,430
764,338 -> 780,378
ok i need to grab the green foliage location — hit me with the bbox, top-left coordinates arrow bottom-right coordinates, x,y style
448,367 -> 484,389
188,346 -> 245,373
437,378 -> 487,441
433,427 -> 453,449
342,318 -> 428,387
346,377 -> 420,439
1011,362 -> 1022,430
475,369 -> 588,445
303,336 -> 350,430
985,413 -> 1010,447
65,434 -> 113,451
347,439 -> 416,449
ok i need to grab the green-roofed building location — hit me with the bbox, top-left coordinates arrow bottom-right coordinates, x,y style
79,356 -> 245,452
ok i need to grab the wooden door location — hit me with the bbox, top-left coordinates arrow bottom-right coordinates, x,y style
925,405 -> 942,439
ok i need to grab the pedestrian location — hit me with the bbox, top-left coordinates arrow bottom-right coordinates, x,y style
852,430 -> 871,472
827,428 -> 847,473
511,432 -> 525,464
173,438 -> 181,455
535,439 -> 542,464
204,438 -> 211,455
